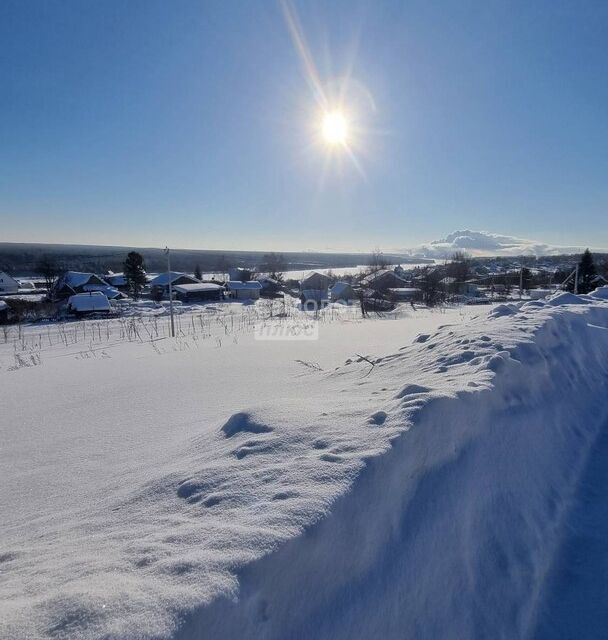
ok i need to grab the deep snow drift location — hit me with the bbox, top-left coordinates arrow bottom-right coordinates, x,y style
2,293 -> 608,639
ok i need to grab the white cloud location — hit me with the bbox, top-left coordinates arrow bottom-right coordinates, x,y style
408,229 -> 594,258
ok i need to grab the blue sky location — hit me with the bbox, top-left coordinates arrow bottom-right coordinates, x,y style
1,0 -> 607,252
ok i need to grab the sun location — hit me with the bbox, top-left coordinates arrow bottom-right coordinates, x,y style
321,110 -> 349,145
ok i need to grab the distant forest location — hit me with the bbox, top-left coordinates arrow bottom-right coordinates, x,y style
0,242 -> 419,276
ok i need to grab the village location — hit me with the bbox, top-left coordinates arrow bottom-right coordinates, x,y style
1,249 -> 606,325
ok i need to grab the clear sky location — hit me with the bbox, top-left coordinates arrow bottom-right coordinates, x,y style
1,0 -> 607,252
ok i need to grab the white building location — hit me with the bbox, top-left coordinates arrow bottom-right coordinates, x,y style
173,282 -> 224,303
227,281 -> 262,300
66,292 -> 111,315
0,271 -> 19,294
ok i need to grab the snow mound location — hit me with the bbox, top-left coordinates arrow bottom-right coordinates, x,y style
546,291 -> 591,306
489,303 -> 518,317
520,299 -> 546,310
589,285 -> 608,300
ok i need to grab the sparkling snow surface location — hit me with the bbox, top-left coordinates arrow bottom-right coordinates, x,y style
2,295 -> 608,639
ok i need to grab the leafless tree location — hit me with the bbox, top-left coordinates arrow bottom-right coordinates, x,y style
419,267 -> 444,307
447,251 -> 471,287
368,247 -> 390,273
36,255 -> 60,291
260,253 -> 286,282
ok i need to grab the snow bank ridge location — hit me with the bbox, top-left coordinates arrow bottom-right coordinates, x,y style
177,292 -> 608,640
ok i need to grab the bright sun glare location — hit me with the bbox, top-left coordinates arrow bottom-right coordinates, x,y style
321,111 -> 348,145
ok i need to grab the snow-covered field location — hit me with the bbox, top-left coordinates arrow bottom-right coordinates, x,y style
2,291 -> 608,639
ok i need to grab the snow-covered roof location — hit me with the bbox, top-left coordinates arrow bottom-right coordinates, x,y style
67,292 -> 111,312
173,283 -> 224,293
61,271 -> 106,288
360,269 -> 407,286
227,281 -> 263,290
104,273 -> 127,286
149,272 -> 199,287
82,284 -> 123,299
301,270 -> 331,282
0,271 -> 19,285
0,300 -> 8,311
387,288 -> 421,294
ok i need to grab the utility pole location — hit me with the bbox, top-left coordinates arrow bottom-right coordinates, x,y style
574,263 -> 579,295
519,267 -> 523,300
165,247 -> 175,337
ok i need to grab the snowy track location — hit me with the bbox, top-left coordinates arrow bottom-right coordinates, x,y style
2,293 -> 608,639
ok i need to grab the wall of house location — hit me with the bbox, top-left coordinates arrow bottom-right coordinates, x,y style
234,289 -> 260,300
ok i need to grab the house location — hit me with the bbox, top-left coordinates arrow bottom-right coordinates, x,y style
301,271 -> 332,291
440,277 -> 480,297
300,271 -> 332,302
51,271 -> 110,299
0,271 -> 20,294
359,269 -> 407,292
0,300 -> 9,323
149,272 -> 199,298
462,281 -> 481,297
227,280 -> 262,300
173,282 -> 224,303
359,288 -> 395,312
329,282 -> 356,302
66,292 -> 111,315
387,287 -> 421,301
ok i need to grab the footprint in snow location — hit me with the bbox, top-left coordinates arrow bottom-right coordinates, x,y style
369,411 -> 387,426
272,490 -> 299,501
221,412 -> 273,438
395,383 -> 431,399
320,453 -> 343,463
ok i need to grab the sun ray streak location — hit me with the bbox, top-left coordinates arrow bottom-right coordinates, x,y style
344,144 -> 367,181
279,0 -> 328,109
